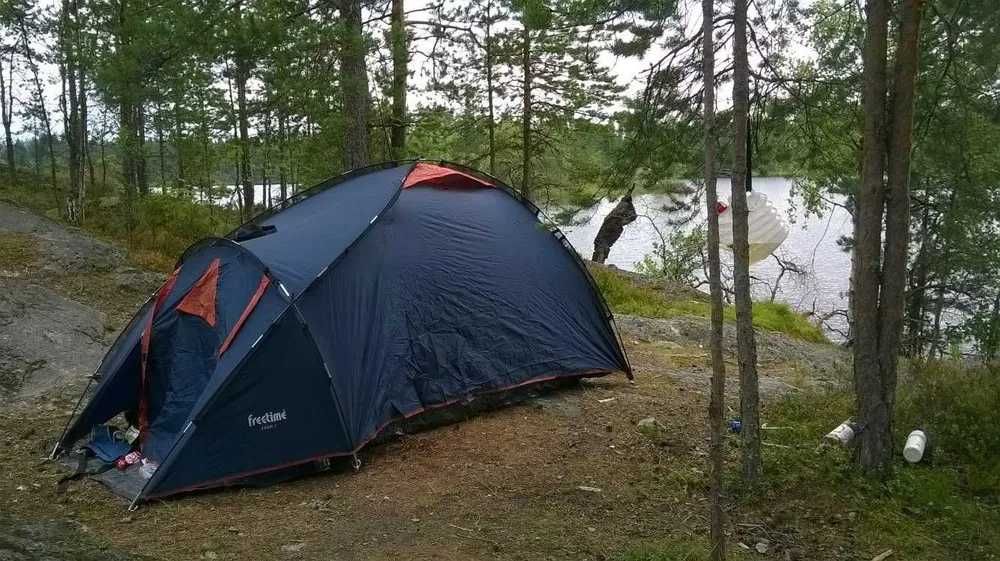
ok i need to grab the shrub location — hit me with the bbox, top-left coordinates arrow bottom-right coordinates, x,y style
897,360 -> 1000,496
590,264 -> 827,343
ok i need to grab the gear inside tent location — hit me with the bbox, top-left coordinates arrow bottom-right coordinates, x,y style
53,161 -> 631,506
717,191 -> 789,264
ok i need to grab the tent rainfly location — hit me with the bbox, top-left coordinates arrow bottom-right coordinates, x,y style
54,161 -> 631,506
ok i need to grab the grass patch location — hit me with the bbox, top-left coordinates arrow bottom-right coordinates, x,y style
590,265 -> 827,342
746,362 -> 1000,561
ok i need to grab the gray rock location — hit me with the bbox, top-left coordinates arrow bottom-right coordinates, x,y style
0,278 -> 106,400
0,202 -> 127,274
615,314 -> 849,396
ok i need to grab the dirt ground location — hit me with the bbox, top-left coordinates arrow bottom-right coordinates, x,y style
0,201 -> 853,561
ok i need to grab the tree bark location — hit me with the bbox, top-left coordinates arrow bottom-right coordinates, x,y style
81,73 -> 95,198
484,0 -> 497,175
339,0 -> 370,169
731,0 -> 761,484
520,25 -> 533,199
234,0 -> 254,218
389,0 -> 407,160
278,112 -> 288,200
853,0 -> 890,474
0,50 -> 15,177
853,0 -> 923,474
873,0 -> 923,464
703,0 -> 727,557
156,103 -> 167,189
174,105 -> 186,191
18,16 -> 58,193
235,71 -> 253,216
906,202 -> 931,356
115,0 -> 146,198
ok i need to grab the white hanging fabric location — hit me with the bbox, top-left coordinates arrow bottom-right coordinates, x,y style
716,191 -> 789,264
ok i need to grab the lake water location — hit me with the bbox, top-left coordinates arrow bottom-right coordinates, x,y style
558,177 -> 853,337
211,177 -> 853,336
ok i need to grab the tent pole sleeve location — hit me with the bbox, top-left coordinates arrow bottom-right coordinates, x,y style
288,302 -> 357,451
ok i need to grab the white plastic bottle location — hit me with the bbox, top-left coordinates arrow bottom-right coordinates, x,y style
903,430 -> 927,463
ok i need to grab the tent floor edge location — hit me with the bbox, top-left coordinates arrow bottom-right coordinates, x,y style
139,369 -> 613,501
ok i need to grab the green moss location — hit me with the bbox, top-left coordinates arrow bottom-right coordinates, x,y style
590,265 -> 827,343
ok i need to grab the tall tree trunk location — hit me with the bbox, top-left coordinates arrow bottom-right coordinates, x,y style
731,0 -> 761,484
99,113 -> 107,192
82,74 -> 95,198
115,0 -> 144,198
905,202 -> 931,356
60,0 -> 85,222
854,0 -> 924,474
853,0 -> 890,474
19,17 -> 58,193
339,0 -> 370,169
137,104 -> 148,195
0,50 -> 15,177
261,109 -> 271,208
987,291 -> 1000,361
33,135 -> 41,176
389,0 -> 407,160
236,75 -> 252,217
278,112 -> 288,200
520,25 -> 533,199
703,0 -> 727,558
875,0 -> 923,456
234,1 -> 254,218
174,105 -> 186,191
484,0 -> 496,175
928,284 -> 946,358
156,103 -> 167,189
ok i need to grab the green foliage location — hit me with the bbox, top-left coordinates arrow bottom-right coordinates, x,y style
897,361 -> 1000,493
1,176 -> 237,271
635,226 -> 705,286
756,366 -> 1000,561
590,264 -> 827,342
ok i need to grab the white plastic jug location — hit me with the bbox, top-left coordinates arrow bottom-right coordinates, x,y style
903,430 -> 927,463
717,192 -> 789,264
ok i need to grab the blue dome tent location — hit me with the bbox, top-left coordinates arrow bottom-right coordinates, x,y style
54,161 -> 631,506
